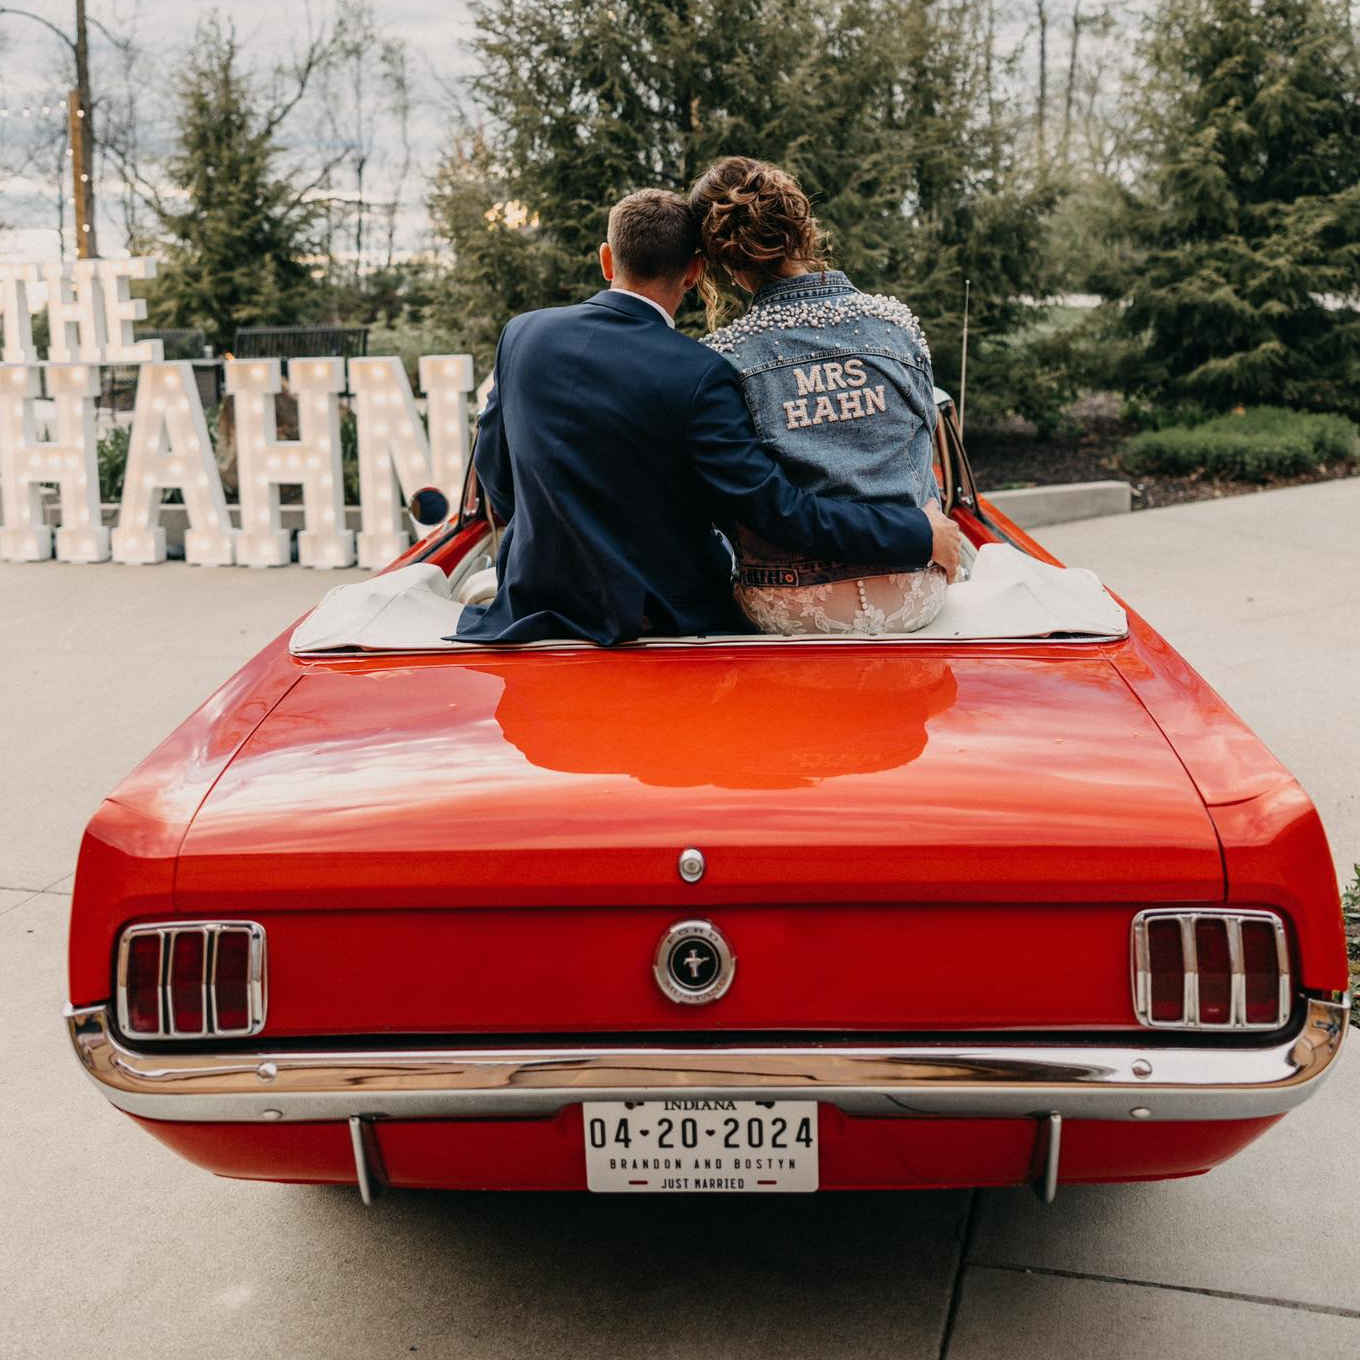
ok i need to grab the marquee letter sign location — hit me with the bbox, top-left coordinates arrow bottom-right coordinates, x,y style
111,363 -> 235,566
229,358 -> 355,569
350,356 -> 473,569
98,259 -> 164,364
419,353 -> 476,487
44,260 -> 108,363
0,362 -> 107,562
0,258 -> 478,574
0,265 -> 40,364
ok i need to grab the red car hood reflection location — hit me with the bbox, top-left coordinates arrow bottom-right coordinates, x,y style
174,648 -> 1225,908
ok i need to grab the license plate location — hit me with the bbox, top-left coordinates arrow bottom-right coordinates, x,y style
583,1099 -> 818,1192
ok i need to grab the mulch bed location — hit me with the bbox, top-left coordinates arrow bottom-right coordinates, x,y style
966,426 -> 1359,511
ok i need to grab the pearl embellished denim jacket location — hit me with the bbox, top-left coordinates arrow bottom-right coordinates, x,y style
703,270 -> 939,586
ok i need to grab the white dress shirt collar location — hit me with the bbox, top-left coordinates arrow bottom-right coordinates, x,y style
611,287 -> 676,328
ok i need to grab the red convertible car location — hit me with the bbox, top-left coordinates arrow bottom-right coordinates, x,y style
66,397 -> 1349,1202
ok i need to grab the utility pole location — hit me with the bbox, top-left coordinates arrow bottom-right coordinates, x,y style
71,0 -> 97,257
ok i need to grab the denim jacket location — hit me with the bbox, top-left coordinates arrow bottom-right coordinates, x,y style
703,270 -> 939,586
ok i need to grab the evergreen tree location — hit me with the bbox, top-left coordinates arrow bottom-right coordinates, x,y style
146,18 -> 320,352
1113,0 -> 1360,413
429,0 -> 1050,385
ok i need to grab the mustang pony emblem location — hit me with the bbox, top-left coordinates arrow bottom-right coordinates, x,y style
653,920 -> 735,1006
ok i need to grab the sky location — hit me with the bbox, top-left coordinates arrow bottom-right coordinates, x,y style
0,0 -> 477,261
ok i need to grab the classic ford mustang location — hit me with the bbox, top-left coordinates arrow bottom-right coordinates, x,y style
65,396 -> 1349,1201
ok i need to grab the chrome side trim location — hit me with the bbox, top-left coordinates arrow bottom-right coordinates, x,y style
65,997 -> 1347,1125
297,632 -> 1126,660
1131,909 -> 1291,1031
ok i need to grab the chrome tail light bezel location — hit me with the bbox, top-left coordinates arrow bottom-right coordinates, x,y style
115,921 -> 267,1039
1131,908 -> 1291,1031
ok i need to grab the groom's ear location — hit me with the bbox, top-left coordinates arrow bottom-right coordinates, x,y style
681,254 -> 705,292
599,242 -> 615,283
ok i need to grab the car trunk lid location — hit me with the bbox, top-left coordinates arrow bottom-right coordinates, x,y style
171,646 -> 1223,1033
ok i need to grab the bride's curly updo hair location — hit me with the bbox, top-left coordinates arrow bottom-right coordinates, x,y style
689,156 -> 831,329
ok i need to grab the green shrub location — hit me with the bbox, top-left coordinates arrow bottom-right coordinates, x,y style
340,405 -> 361,505
97,425 -> 131,502
367,318 -> 468,388
96,423 -> 188,504
967,307 -> 1141,439
1120,408 -> 1360,481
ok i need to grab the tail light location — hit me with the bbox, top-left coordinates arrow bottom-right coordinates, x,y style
116,922 -> 266,1039
1131,909 -> 1290,1030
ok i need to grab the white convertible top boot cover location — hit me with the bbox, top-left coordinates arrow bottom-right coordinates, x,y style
911,543 -> 1126,640
290,564 -> 465,653
289,543 -> 1126,653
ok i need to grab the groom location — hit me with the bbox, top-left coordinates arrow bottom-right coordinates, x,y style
455,188 -> 960,644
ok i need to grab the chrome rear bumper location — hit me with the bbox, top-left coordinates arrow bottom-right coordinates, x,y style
66,996 -> 1347,1125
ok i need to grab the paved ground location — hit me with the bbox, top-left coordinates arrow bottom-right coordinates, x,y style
2,479 -> 1357,1358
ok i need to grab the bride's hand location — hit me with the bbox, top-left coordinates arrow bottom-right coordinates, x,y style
924,500 -> 962,582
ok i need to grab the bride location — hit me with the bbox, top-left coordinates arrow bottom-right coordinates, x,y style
690,156 -> 951,635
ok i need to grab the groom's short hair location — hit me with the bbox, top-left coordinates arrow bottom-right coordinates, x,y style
607,189 -> 698,282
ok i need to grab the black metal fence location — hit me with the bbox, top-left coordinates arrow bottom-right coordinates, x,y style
231,326 -> 370,360
89,327 -> 372,413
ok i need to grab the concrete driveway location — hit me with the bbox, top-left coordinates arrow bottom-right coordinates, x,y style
2,479 -> 1356,1358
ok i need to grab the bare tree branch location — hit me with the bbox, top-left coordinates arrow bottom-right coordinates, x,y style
260,26 -> 342,138
86,13 -> 126,52
281,147 -> 353,217
0,6 -> 76,55
100,136 -> 168,220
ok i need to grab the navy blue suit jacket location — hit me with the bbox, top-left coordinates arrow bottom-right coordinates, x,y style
456,289 -> 933,645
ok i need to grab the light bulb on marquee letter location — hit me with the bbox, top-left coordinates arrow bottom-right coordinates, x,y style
0,264 -> 41,364
0,363 -> 108,562
111,362 -> 236,566
227,357 -> 355,569
350,355 -> 475,569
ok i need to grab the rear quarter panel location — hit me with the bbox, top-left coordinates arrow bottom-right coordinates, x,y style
67,635 -> 300,1006
977,495 -> 1347,992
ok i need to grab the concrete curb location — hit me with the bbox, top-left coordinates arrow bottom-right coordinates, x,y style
984,480 -> 1131,529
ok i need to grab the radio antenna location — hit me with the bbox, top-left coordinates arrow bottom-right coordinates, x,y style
959,278 -> 971,436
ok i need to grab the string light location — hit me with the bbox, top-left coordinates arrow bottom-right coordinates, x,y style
0,93 -> 80,118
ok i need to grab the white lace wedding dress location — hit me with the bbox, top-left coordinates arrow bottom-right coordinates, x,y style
736,566 -> 947,636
